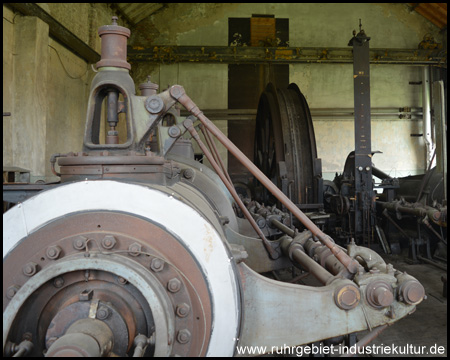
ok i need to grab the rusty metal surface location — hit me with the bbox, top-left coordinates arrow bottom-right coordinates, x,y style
127,45 -> 446,65
96,17 -> 131,70
3,211 -> 212,356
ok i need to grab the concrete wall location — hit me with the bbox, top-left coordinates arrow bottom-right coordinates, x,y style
3,4 -> 121,181
3,3 -> 443,182
130,3 -> 442,179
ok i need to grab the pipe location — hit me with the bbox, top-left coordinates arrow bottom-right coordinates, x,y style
340,324 -> 388,357
378,201 -> 446,227
417,255 -> 447,271
422,66 -> 434,168
372,166 -> 392,181
183,118 -> 279,259
280,237 -> 335,285
171,86 -> 360,275
270,218 -> 295,237
199,124 -> 233,185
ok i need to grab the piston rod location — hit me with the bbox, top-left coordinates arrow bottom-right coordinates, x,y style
172,86 -> 359,274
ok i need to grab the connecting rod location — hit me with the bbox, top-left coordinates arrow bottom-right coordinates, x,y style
171,85 -> 359,274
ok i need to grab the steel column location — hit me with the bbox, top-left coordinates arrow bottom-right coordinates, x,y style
349,23 -> 374,240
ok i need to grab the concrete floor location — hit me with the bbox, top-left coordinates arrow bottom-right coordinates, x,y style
356,255 -> 447,357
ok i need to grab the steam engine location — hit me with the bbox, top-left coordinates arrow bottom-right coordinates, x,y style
3,18 -> 426,357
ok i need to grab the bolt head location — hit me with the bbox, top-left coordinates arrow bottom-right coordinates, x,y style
177,329 -> 191,344
47,245 -> 62,260
117,276 -> 128,285
150,257 -> 164,272
183,168 -> 194,179
335,284 -> 360,310
176,303 -> 191,318
53,277 -> 65,288
6,285 -> 20,299
102,235 -> 117,249
96,306 -> 110,320
23,262 -> 38,277
128,242 -> 142,256
73,236 -> 87,250
168,278 -> 182,293
145,95 -> 164,114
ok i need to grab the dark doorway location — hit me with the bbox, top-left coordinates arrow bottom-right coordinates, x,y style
228,16 -> 289,183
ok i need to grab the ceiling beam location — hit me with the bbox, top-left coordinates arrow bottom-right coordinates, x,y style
5,3 -> 100,63
128,45 -> 446,66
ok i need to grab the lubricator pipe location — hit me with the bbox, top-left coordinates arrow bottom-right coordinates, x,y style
183,118 -> 279,260
171,85 -> 360,274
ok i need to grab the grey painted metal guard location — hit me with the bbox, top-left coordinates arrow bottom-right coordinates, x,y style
237,263 -> 417,351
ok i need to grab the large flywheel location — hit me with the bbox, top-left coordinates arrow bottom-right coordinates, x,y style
254,83 -> 318,205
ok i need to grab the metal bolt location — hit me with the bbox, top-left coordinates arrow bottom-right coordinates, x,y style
128,242 -> 142,256
150,257 -> 165,272
168,278 -> 181,293
334,284 -> 360,310
176,329 -> 191,344
53,277 -> 65,288
117,276 -> 128,285
365,166 -> 371,171
101,235 -> 117,250
6,285 -> 20,299
145,95 -> 164,114
46,245 -> 62,260
96,306 -> 110,320
358,166 -> 363,171
183,168 -> 194,179
170,85 -> 183,99
73,236 -> 87,250
23,262 -> 38,277
168,125 -> 181,138
176,303 -> 191,318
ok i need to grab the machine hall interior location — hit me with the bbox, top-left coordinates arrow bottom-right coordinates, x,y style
2,3 -> 447,358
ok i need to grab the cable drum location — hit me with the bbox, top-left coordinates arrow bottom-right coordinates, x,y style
254,83 -> 318,205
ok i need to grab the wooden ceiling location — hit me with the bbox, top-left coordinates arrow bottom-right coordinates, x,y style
409,3 -> 447,29
110,3 -> 164,26
111,3 -> 447,31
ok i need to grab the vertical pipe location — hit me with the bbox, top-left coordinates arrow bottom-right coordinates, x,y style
422,66 -> 433,169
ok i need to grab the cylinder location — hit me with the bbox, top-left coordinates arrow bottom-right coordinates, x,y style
96,17 -> 131,70
107,89 -> 119,126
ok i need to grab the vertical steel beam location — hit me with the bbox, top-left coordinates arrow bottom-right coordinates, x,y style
348,22 -> 374,238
